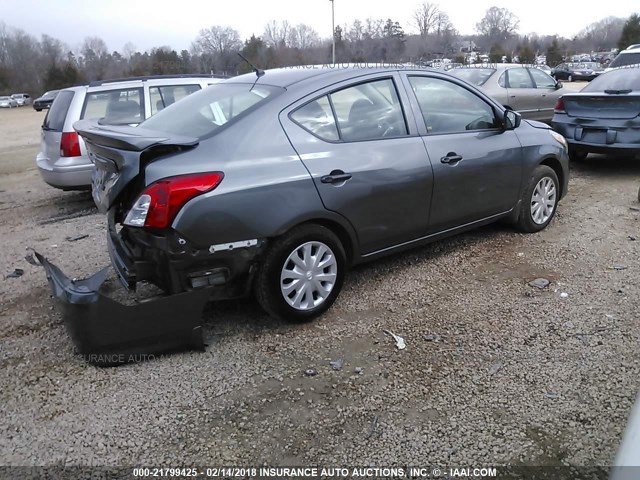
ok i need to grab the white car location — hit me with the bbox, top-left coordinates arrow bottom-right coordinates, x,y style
611,394 -> 640,479
0,96 -> 18,108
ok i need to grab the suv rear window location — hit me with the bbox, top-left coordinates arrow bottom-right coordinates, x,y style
82,88 -> 144,125
608,52 -> 640,68
141,83 -> 283,139
43,90 -> 74,132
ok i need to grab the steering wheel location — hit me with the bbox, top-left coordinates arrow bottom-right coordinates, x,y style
378,120 -> 395,137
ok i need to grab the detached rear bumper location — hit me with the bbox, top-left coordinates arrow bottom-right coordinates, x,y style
33,251 -> 213,366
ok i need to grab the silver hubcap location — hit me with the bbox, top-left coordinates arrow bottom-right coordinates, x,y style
531,176 -> 557,225
280,241 -> 337,311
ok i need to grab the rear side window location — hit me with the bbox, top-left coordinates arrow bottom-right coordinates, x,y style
448,68 -> 496,86
82,88 -> 143,125
290,96 -> 339,141
43,90 -> 74,132
149,84 -> 201,116
329,79 -> 407,142
608,52 -> 640,68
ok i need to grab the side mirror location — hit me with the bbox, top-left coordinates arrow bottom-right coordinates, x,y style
504,109 -> 521,130
555,81 -> 563,90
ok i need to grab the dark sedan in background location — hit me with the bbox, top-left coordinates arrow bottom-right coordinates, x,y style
552,62 -> 603,82
33,90 -> 59,111
552,68 -> 640,161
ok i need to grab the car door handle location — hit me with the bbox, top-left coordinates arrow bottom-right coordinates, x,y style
321,170 -> 352,184
441,153 -> 463,164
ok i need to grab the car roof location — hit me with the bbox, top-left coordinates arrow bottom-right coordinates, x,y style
225,64 -> 440,88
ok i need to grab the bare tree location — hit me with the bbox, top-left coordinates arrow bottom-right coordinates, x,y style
364,18 -> 384,39
288,24 -> 320,50
414,2 -> 440,37
263,20 -> 291,48
476,7 -> 520,43
194,26 -> 241,56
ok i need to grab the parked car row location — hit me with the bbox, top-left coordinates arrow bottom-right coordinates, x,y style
0,93 -> 31,107
551,62 -> 604,81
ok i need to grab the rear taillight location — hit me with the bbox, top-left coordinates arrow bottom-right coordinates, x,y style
124,172 -> 224,229
60,132 -> 81,157
554,98 -> 565,113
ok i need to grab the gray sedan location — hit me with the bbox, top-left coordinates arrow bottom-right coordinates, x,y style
448,64 -> 567,122
37,65 -> 569,360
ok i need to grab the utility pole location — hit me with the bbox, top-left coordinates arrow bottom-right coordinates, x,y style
330,0 -> 335,64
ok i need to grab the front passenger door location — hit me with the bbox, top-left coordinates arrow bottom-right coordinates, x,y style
504,68 -> 539,119
404,74 -> 523,233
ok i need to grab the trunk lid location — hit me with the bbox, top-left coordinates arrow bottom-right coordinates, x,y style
74,119 -> 199,213
562,92 -> 640,119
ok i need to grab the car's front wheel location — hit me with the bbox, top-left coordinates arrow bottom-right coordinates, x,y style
515,165 -> 560,233
255,224 -> 346,322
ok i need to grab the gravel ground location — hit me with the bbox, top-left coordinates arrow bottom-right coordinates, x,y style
0,103 -> 639,467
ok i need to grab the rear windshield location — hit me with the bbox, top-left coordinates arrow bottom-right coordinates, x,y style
582,68 -> 640,92
608,52 -> 640,68
447,68 -> 496,86
140,82 -> 284,139
43,90 -> 74,132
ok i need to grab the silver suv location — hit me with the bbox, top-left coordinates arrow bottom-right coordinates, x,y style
36,75 -> 224,190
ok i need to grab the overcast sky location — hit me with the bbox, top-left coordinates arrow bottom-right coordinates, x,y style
1,0 -> 637,52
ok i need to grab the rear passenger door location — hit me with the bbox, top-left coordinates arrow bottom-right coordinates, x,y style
281,74 -> 434,255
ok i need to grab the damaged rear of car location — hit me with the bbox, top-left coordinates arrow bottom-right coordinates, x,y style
38,78 -> 322,363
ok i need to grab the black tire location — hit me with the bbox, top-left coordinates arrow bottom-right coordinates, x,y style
255,224 -> 346,322
35,108 -> 42,112
569,147 -> 588,162
515,165 -> 560,233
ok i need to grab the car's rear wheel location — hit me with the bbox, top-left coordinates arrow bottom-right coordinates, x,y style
255,224 -> 346,322
515,165 -> 559,233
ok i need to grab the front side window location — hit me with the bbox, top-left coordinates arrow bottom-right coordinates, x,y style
529,68 -> 556,89
506,68 -> 534,89
328,79 -> 408,142
82,88 -> 143,125
149,84 -> 201,116
290,95 -> 339,141
408,76 -> 497,134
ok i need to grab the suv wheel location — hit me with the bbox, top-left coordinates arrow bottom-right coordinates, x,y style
255,224 -> 346,322
515,165 -> 560,233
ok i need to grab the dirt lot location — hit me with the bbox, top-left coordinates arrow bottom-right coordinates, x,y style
1,96 -> 639,467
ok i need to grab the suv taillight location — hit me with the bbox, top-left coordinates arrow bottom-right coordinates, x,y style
60,132 -> 81,157
124,172 -> 224,229
554,98 -> 566,113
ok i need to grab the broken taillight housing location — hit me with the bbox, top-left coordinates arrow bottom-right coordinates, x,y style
554,98 -> 566,113
123,172 -> 224,229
